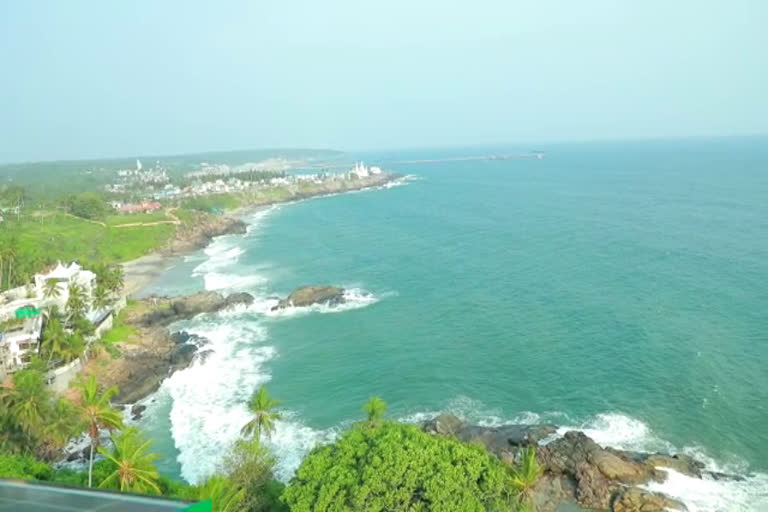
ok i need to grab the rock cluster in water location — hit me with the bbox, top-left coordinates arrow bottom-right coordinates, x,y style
270,285 -> 345,311
422,413 -> 735,512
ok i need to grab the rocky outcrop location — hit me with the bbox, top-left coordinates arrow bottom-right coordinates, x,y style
141,291 -> 254,327
611,487 -> 687,512
421,415 -> 701,512
166,214 -> 247,254
83,292 -> 251,405
271,285 -> 345,311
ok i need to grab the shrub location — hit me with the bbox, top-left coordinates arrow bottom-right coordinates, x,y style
281,422 -> 516,512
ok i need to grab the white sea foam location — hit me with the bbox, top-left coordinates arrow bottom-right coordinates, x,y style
202,272 -> 267,292
259,287 -> 381,318
163,318 -> 274,483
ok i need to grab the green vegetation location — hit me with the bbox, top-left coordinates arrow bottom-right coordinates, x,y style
241,386 -> 281,441
0,380 -> 541,511
0,212 -> 174,289
183,194 -> 242,212
66,193 -> 112,220
282,421 -> 517,512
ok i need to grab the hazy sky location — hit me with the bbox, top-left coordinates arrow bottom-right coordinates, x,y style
1,0 -> 767,163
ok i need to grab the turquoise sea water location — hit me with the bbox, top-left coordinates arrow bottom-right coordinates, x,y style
137,137 -> 768,511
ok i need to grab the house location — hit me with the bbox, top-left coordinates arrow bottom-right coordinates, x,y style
117,201 -> 163,214
0,312 -> 43,379
33,262 -> 97,311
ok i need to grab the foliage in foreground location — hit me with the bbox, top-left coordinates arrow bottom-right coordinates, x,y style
282,421 -> 517,512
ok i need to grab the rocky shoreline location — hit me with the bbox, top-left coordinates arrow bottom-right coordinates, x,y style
82,291 -> 254,406
422,413 -> 738,512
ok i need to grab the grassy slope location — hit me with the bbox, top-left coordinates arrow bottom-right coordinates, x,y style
0,213 -> 176,284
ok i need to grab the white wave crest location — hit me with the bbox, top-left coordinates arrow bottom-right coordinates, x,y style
259,288 -> 381,318
163,318 -> 274,484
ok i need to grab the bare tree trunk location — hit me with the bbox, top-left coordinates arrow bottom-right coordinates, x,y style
88,439 -> 95,488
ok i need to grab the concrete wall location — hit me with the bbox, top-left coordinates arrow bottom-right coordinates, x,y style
46,358 -> 82,393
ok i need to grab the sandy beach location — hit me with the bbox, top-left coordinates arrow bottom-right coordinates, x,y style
121,252 -> 181,297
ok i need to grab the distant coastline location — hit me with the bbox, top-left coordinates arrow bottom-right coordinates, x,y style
121,171 -> 404,296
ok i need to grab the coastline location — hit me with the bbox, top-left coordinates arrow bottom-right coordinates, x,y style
121,172 -> 404,297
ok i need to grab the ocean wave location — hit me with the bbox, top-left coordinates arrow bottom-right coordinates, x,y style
162,318 -> 274,484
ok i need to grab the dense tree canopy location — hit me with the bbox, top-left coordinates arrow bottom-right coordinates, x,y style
281,422 -> 516,512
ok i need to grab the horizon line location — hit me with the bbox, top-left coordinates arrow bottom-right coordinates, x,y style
1,132 -> 766,168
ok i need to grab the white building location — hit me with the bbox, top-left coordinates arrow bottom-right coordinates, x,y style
33,262 -> 98,312
0,313 -> 43,379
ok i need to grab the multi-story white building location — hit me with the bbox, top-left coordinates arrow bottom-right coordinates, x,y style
33,262 -> 97,311
0,314 -> 43,378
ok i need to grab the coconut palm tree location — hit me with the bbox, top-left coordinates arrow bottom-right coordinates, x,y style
61,332 -> 86,363
66,283 -> 88,319
363,396 -> 387,426
190,475 -> 246,512
42,279 -> 61,301
108,266 -> 124,294
76,375 -> 123,488
98,428 -> 161,494
42,398 -> 83,457
92,285 -> 111,311
41,314 -> 67,364
0,370 -> 51,445
511,446 -> 543,505
240,387 -> 281,441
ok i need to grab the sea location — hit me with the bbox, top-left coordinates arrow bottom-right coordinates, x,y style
135,137 -> 768,511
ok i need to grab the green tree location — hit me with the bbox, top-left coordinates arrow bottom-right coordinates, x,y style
41,314 -> 67,364
65,283 -> 89,319
362,396 -> 387,427
109,266 -> 125,294
61,332 -> 86,363
40,399 -> 83,459
42,279 -> 62,301
219,438 -> 281,511
67,193 -> 110,220
187,475 -> 246,512
97,427 -> 161,494
76,375 -> 123,488
0,453 -> 52,480
0,370 -> 51,443
281,422 -> 516,512
510,446 -> 542,507
92,285 -> 111,311
241,387 -> 281,441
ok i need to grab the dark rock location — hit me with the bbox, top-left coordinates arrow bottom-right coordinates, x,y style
131,404 -> 146,420
170,343 -> 198,367
142,292 -> 255,327
169,331 -> 192,345
271,285 -> 345,311
196,349 -> 215,364
224,292 -> 255,308
536,431 -> 657,510
423,413 -> 463,436
611,487 -> 687,512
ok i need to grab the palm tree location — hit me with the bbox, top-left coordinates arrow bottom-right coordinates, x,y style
61,332 -> 86,363
66,283 -> 88,319
240,387 -> 281,441
76,375 -> 123,488
362,396 -> 387,426
0,370 -> 51,445
42,279 -> 61,301
191,475 -> 246,512
41,398 -> 83,457
41,314 -> 67,364
109,266 -> 124,294
92,285 -> 111,311
98,427 -> 161,494
511,446 -> 543,505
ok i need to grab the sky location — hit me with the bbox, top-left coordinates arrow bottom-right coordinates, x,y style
1,0 -> 767,163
